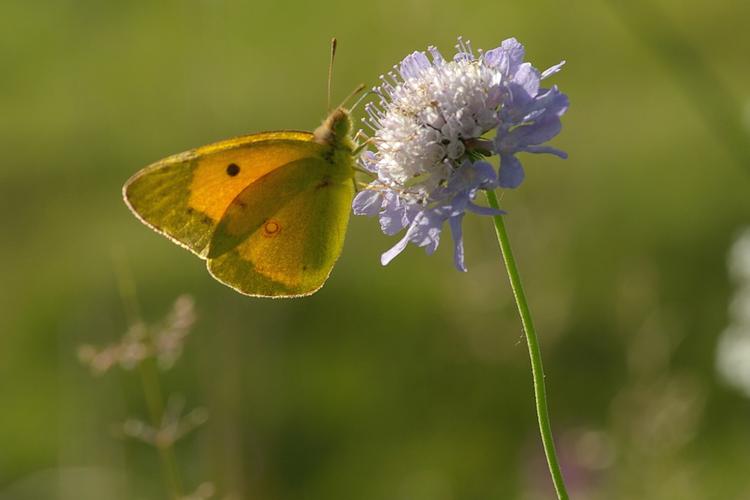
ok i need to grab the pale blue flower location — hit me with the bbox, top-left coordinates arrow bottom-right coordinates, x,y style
354,37 -> 568,270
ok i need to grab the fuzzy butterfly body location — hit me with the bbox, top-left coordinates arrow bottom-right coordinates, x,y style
123,109 -> 356,297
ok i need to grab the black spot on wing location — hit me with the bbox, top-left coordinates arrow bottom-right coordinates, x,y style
226,163 -> 240,176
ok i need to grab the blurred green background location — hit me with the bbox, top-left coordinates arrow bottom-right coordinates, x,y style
2,0 -> 749,499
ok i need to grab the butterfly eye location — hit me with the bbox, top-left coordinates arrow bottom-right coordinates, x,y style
226,163 -> 241,176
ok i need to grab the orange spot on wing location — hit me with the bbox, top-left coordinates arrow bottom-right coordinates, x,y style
263,219 -> 281,237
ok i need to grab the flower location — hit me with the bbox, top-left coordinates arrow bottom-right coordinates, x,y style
354,37 -> 568,270
78,295 -> 196,375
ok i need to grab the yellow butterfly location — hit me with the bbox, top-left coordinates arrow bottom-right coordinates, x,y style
123,42 -> 359,298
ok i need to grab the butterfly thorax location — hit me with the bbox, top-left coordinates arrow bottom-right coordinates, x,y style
313,108 -> 354,152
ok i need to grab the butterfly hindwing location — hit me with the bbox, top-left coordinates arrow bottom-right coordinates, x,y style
206,156 -> 354,297
123,131 -> 324,257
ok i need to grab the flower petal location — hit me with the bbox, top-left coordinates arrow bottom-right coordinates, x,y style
378,192 -> 412,235
409,211 -> 442,255
511,116 -> 562,146
449,215 -> 466,272
381,233 -> 410,266
359,150 -> 380,173
379,208 -> 405,235
541,60 -> 566,79
499,153 -> 525,188
428,46 -> 445,65
524,145 -> 568,158
484,37 -> 525,76
467,202 -> 506,216
352,189 -> 382,216
511,63 -> 541,99
532,86 -> 569,117
471,161 -> 499,188
400,51 -> 432,80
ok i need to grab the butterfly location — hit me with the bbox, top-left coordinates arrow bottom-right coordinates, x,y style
123,104 -> 357,298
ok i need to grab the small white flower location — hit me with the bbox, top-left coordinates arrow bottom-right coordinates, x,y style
717,229 -> 750,397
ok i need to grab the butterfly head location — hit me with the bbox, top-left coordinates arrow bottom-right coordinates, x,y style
313,107 -> 353,150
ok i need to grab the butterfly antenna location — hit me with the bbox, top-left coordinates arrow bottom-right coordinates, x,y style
348,87 -> 371,112
338,83 -> 366,111
327,38 -> 337,112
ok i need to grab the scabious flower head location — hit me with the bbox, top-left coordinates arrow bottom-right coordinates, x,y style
353,37 -> 568,270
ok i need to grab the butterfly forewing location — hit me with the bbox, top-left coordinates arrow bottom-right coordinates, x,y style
123,131 -> 323,257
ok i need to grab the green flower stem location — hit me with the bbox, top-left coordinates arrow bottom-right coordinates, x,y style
114,253 -> 184,500
138,347 -> 184,500
485,190 -> 569,500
